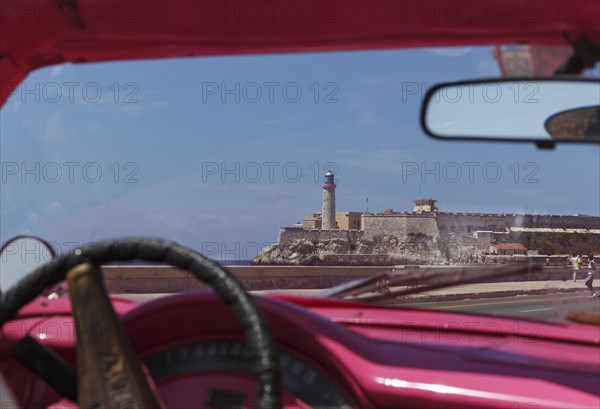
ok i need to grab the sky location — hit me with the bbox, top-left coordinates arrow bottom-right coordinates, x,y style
1,46 -> 599,261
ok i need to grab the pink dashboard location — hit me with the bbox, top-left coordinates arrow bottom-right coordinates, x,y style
2,291 -> 599,408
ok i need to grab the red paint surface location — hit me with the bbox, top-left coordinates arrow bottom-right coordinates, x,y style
2,0 -> 600,106
2,291 -> 599,408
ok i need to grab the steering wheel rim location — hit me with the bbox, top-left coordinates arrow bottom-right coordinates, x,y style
0,237 -> 281,409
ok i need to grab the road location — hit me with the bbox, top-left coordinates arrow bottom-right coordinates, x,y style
396,291 -> 600,321
121,289 -> 600,323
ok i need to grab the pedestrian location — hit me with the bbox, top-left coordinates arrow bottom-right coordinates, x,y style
584,255 -> 596,297
545,257 -> 550,266
571,253 -> 580,282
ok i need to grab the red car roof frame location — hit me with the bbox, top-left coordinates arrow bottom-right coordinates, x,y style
1,0 -> 600,106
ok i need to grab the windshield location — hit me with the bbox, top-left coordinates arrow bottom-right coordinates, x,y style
1,45 -> 599,322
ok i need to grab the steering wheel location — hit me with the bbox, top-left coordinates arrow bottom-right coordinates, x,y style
0,237 -> 281,408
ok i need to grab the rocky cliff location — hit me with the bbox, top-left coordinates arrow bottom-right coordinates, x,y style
252,234 -> 472,265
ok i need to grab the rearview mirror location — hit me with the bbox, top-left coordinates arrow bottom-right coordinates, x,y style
421,78 -> 600,143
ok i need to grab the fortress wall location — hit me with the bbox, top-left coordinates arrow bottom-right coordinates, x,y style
362,214 -> 439,238
516,214 -> 599,229
278,227 -> 363,245
278,214 -> 599,245
436,213 -> 600,234
436,213 -> 511,234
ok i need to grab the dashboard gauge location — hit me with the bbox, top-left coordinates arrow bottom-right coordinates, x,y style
144,340 -> 352,408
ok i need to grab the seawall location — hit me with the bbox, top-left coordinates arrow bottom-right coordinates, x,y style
101,264 -> 580,293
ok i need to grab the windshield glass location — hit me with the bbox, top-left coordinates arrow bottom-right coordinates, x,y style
1,45 -> 599,321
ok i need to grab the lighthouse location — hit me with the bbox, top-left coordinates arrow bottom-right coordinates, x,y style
321,170 -> 336,229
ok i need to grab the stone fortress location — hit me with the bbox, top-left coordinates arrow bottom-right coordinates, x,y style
254,172 -> 600,265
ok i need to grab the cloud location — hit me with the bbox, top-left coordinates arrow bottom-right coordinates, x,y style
345,90 -> 383,126
144,211 -> 240,234
476,60 -> 500,76
240,214 -> 256,223
256,192 -> 295,203
335,148 -> 434,173
146,212 -> 191,231
421,47 -> 473,57
264,111 -> 312,126
49,201 -> 64,214
49,66 -> 65,78
196,213 -> 234,224
45,112 -> 71,142
119,101 -> 173,117
357,109 -> 381,125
